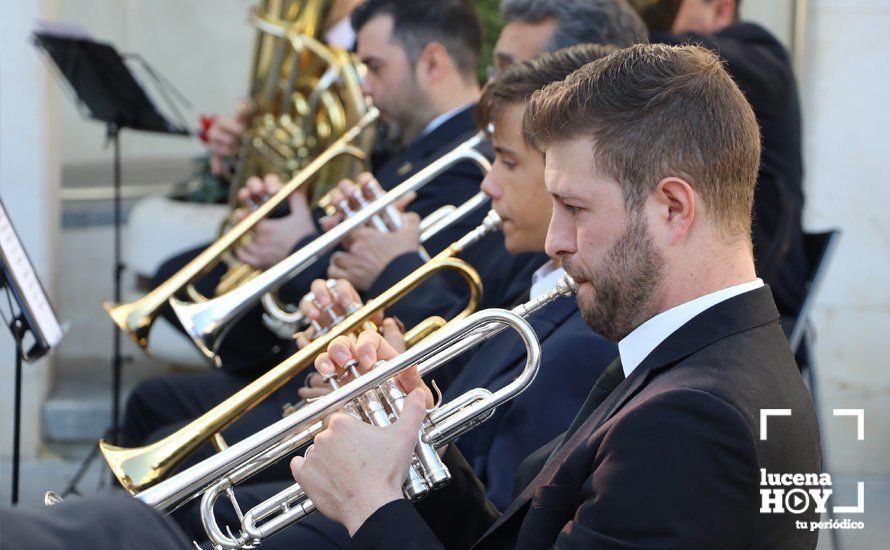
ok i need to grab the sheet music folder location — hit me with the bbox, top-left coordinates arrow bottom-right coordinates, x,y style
33,27 -> 190,135
0,199 -> 64,362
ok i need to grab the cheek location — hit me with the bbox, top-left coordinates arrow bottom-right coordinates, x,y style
575,220 -> 612,268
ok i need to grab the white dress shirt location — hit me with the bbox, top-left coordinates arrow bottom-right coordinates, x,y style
618,279 -> 765,378
529,260 -> 565,300
420,103 -> 474,138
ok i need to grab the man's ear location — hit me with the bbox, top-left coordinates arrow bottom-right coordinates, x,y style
415,42 -> 450,86
653,177 -> 695,243
715,0 -> 738,28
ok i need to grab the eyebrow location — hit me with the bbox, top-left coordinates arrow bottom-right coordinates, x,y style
493,144 -> 518,156
360,55 -> 384,66
547,188 -> 584,203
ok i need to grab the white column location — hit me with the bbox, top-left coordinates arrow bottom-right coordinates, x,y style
0,0 -> 60,459
802,0 -> 890,474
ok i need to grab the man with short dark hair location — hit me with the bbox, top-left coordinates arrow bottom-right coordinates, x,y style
291,43 -> 821,549
493,0 -> 648,73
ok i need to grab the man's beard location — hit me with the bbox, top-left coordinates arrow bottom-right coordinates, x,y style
569,208 -> 665,342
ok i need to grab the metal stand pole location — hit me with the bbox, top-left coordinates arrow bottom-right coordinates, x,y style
11,318 -> 24,505
110,123 -> 123,445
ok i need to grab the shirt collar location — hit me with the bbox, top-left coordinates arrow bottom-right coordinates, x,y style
529,259 -> 564,300
618,279 -> 764,378
420,103 -> 473,137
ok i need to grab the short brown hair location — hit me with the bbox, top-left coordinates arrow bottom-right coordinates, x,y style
475,43 -> 618,138
525,43 -> 761,238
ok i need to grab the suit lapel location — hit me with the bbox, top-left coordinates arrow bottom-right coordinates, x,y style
375,105 -> 478,188
475,286 -> 781,545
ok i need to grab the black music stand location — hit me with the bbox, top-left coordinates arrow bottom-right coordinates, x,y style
0,199 -> 65,505
33,28 -> 191,451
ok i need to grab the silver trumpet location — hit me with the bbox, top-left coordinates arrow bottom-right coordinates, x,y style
171,131 -> 493,364
259,190 -> 491,339
131,276 -> 575,549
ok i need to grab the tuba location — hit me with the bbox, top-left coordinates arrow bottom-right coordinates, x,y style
98,212 -> 503,493
104,0 -> 375,349
230,0 -> 372,203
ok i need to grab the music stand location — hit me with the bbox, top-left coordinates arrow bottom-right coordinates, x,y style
33,27 -> 191,451
0,199 -> 65,505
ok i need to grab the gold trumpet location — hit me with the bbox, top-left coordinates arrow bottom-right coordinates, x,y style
103,108 -> 379,349
99,213 -> 501,492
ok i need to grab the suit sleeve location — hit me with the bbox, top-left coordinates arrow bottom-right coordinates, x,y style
348,446 -> 501,550
367,252 -> 473,330
552,389 -> 760,549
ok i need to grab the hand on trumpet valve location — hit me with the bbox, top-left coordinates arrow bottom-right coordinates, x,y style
293,278 -> 370,346
315,327 -> 426,403
327,213 -> 422,291
319,173 -> 416,237
292,329 -> 432,535
232,174 -> 316,269
208,100 -> 253,175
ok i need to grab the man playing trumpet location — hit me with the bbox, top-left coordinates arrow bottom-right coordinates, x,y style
292,43 -> 822,549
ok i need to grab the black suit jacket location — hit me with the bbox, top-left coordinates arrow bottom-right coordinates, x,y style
348,286 -> 821,549
654,23 -> 807,318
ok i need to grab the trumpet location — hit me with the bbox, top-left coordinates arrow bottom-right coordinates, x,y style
171,131 -> 492,363
260,189 -> 491,339
123,277 -> 576,550
99,212 -> 501,493
103,108 -> 379,349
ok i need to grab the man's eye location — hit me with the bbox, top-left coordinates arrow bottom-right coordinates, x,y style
563,203 -> 581,215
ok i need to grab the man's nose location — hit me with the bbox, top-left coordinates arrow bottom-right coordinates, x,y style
545,212 -> 575,258
361,77 -> 374,98
480,172 -> 501,200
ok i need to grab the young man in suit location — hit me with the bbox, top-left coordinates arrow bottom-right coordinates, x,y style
291,43 -> 822,549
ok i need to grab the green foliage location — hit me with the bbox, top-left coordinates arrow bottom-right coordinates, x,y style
476,0 -> 504,83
